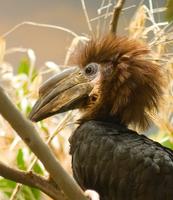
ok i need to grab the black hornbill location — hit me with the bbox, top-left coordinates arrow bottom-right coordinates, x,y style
29,34 -> 173,200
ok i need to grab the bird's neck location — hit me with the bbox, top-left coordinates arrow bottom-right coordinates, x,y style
69,118 -> 129,156
79,113 -> 126,128
79,115 -> 127,131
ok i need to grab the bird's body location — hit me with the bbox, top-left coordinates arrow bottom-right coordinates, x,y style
70,120 -> 173,200
29,34 -> 172,199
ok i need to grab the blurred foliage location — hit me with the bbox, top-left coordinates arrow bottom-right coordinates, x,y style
161,138 -> 173,149
18,59 -> 30,76
18,59 -> 37,81
0,148 -> 41,200
17,149 -> 27,171
0,61 -> 42,199
165,0 -> 173,22
0,178 -> 40,200
0,35 -> 72,199
0,0 -> 173,200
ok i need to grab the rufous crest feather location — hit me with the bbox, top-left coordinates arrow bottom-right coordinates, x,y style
71,34 -> 165,130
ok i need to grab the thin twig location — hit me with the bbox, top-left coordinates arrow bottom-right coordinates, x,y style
0,85 -> 88,200
0,161 -> 65,200
109,0 -> 126,34
92,5 -> 135,23
5,47 -> 29,55
9,156 -> 38,200
96,0 -> 106,37
81,0 -> 93,33
9,183 -> 22,200
103,0 -> 112,34
98,2 -> 112,14
92,12 -> 112,22
149,21 -> 173,47
1,21 -> 79,38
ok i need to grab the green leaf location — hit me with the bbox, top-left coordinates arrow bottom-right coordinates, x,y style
0,178 -> 16,197
21,186 -> 41,200
33,162 -> 44,175
0,179 -> 41,199
26,104 -> 32,115
165,0 -> 173,22
31,187 -> 41,199
18,59 -> 30,76
17,59 -> 38,81
161,138 -> 173,149
17,149 -> 27,170
0,178 -> 16,188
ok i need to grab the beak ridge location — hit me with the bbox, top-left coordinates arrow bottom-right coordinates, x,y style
29,67 -> 92,122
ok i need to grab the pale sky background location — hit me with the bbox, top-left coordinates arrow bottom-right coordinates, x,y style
0,0 -> 165,68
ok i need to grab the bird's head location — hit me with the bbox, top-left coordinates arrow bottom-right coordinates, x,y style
29,34 -> 164,130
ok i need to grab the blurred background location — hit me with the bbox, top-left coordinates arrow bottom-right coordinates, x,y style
0,0 -> 165,67
0,0 -> 173,200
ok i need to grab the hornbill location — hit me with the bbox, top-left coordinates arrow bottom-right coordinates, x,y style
29,34 -> 173,200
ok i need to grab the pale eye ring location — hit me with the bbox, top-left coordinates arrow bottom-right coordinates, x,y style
84,63 -> 99,76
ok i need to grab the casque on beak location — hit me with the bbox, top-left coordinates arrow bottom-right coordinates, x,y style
29,67 -> 93,122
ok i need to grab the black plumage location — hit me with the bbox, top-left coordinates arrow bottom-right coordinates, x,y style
29,34 -> 173,199
70,120 -> 173,200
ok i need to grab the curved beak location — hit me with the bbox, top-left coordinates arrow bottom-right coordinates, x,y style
29,67 -> 92,122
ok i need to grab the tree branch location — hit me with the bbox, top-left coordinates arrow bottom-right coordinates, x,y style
0,161 -> 66,200
9,112 -> 73,200
110,0 -> 126,34
0,85 -> 88,200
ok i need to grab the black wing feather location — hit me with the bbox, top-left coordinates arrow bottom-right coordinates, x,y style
69,121 -> 173,200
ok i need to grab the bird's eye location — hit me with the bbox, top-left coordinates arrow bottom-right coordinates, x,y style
84,63 -> 99,76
